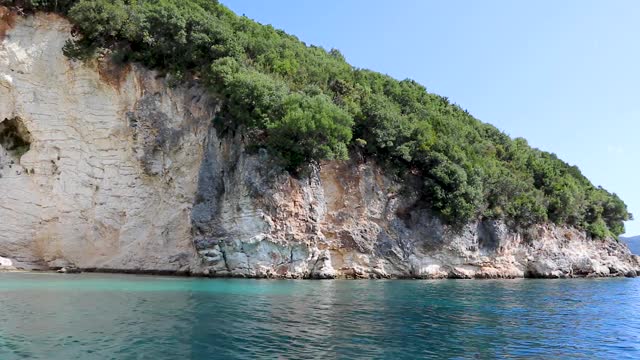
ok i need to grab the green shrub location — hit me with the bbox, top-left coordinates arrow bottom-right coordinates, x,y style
266,93 -> 353,169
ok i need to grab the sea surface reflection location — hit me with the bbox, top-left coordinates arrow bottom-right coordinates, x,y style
1,273 -> 639,359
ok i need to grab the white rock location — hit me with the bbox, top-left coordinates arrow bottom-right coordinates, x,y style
0,256 -> 13,267
0,14 -> 210,272
0,73 -> 12,87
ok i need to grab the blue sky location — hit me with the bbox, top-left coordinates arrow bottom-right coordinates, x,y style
222,0 -> 640,235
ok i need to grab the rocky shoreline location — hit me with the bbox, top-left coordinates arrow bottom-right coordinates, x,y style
2,267 -> 638,279
3,258 -> 639,280
76,265 -> 640,279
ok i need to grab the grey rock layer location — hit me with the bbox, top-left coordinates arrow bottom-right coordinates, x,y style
1,13 -> 638,279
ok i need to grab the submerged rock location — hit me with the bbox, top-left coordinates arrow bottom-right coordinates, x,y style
57,267 -> 81,274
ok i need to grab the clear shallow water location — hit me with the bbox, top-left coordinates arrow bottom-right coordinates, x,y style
1,274 -> 640,359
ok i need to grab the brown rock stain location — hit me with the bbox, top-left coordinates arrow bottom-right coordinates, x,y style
31,224 -> 64,263
0,6 -> 17,41
97,57 -> 132,92
319,163 -> 346,215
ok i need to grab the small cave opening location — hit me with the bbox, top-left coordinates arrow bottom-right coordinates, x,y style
0,117 -> 32,160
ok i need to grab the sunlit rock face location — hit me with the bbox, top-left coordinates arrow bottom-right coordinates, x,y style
1,12 -> 638,278
0,13 -> 213,272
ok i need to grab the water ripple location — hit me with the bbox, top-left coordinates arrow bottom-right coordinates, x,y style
1,274 -> 640,359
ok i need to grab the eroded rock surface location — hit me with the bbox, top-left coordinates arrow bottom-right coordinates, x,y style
1,13 -> 638,278
0,13 -> 212,272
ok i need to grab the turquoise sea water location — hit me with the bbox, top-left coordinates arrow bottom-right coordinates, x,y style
1,273 -> 639,359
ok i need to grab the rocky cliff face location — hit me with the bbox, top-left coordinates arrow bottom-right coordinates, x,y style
1,12 -> 638,278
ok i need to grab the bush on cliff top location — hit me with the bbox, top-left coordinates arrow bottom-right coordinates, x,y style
3,0 -> 632,237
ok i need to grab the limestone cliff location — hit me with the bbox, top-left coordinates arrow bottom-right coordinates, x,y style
1,13 -> 638,278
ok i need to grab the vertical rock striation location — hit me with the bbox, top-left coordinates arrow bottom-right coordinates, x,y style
0,12 -> 637,278
0,12 -> 214,272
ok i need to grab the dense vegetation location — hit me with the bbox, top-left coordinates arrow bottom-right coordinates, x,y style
2,0 -> 632,237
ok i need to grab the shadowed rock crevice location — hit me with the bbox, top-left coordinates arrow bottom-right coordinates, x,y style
191,126 -> 228,253
477,220 -> 502,251
0,117 -> 31,163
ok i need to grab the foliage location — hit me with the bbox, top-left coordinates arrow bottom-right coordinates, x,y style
266,93 -> 352,168
0,0 -> 76,13
8,0 -> 631,237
